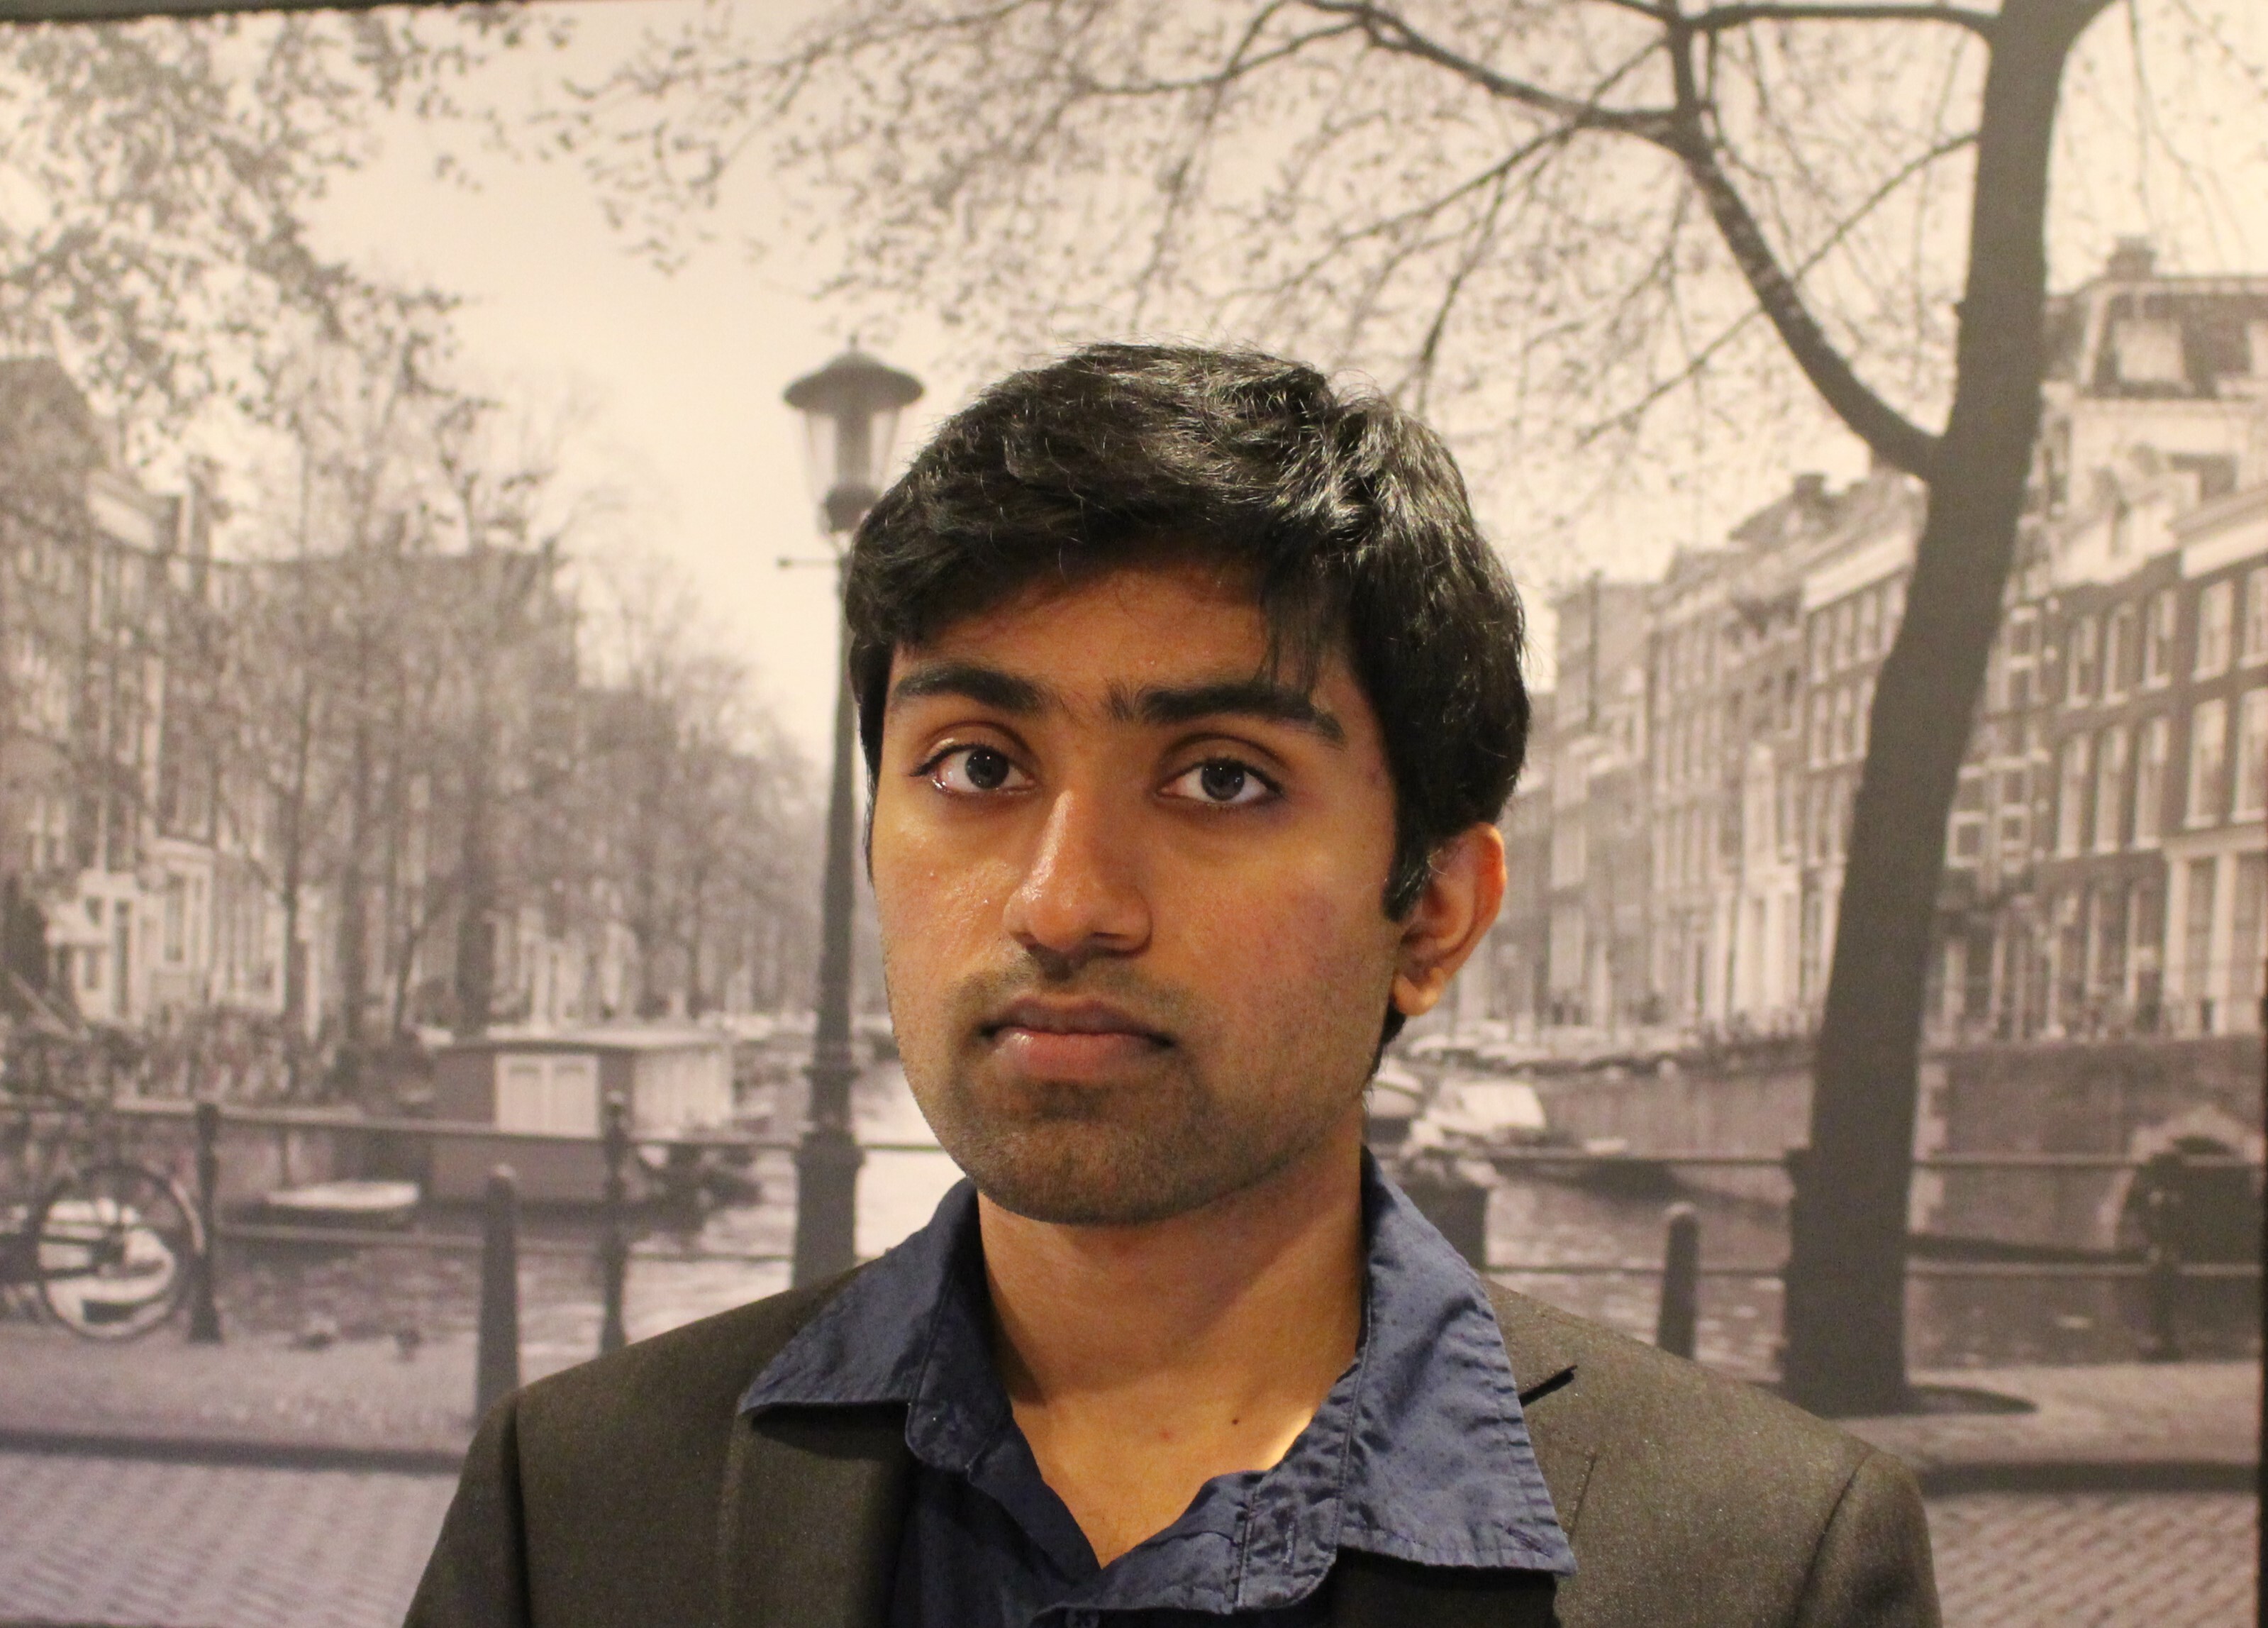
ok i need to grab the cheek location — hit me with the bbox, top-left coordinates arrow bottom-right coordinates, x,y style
1183,857 -> 1396,1021
871,821 -> 1013,985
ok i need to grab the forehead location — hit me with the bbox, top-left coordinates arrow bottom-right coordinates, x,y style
884,558 -> 1368,740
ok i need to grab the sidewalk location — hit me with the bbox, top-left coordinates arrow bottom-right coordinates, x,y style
1845,1361 -> 2259,1492
4,1317 -> 2252,1485
0,1318 -> 597,1471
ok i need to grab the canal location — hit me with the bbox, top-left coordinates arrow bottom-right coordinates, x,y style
177,1065 -> 2256,1380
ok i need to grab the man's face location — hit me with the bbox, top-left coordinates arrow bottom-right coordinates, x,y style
867,558 -> 1412,1226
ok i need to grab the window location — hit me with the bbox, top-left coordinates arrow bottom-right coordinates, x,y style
2111,318 -> 2185,386
1855,677 -> 1874,758
1858,589 -> 1880,660
162,877 -> 186,965
2069,614 -> 2100,704
1834,687 -> 1855,761
1808,615 -> 1827,681
2103,605 -> 2135,700
1884,577 -> 1906,645
2187,698 -> 2228,826
2197,581 -> 2235,678
2056,735 -> 2091,855
2235,689 -> 2268,821
2134,716 -> 2169,846
1834,600 -> 1855,670
1810,693 -> 1829,767
2094,726 -> 2128,852
2182,859 -> 2217,1012
494,1053 -> 601,1138
2235,854 -> 2267,1009
2144,589 -> 2176,685
2242,569 -> 2268,667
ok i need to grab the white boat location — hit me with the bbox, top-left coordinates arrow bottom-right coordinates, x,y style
262,1180 -> 421,1228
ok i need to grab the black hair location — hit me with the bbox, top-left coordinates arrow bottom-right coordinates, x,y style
846,343 -> 1529,1040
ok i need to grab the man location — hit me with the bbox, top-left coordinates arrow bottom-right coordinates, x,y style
408,344 -> 1938,1627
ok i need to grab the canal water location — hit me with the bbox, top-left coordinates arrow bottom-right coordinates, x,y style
171,1065 -> 2255,1380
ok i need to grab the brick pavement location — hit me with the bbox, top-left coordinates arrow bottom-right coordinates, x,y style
0,1451 -> 455,1628
1,1446 -> 2255,1627
1928,1491 -> 2255,1627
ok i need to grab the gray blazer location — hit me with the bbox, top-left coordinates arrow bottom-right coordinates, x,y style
406,1275 -> 1938,1627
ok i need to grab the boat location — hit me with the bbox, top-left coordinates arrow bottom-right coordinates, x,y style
260,1180 -> 422,1229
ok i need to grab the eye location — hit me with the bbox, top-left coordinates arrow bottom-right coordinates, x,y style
923,745 -> 1031,795
1162,758 -> 1278,808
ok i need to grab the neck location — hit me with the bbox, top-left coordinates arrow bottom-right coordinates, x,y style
976,1113 -> 1367,1561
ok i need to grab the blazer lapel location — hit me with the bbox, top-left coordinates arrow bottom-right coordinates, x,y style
1325,1288 -> 1597,1627
719,1404 -> 913,1628
1489,1285 -> 1599,1540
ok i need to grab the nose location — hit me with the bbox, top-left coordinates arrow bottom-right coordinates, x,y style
1001,786 -> 1151,970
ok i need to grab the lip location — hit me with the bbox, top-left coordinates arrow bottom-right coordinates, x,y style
981,998 -> 1172,1078
983,997 -> 1170,1042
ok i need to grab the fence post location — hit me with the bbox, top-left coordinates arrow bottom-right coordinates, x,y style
1656,1202 -> 1701,1360
476,1166 -> 521,1419
2140,1148 -> 2185,1363
1777,1145 -> 1811,1385
598,1095 -> 630,1356
186,1100 -> 223,1344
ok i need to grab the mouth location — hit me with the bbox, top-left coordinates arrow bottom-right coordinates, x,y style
979,998 -> 1172,1078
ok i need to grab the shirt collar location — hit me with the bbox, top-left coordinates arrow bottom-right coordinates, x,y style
741,1154 -> 1575,1602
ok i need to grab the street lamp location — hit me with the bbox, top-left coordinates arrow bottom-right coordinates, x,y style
784,345 -> 923,1287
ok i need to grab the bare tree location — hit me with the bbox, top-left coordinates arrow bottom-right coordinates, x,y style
555,0 -> 2262,1412
0,9 -> 543,451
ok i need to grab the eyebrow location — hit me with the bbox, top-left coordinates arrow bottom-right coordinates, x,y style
1111,678 -> 1347,746
888,660 -> 1056,716
887,659 -> 1344,746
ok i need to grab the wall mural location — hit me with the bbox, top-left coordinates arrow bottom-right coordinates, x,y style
0,1 -> 2260,1622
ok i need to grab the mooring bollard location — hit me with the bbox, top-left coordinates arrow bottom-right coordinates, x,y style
1656,1202 -> 1701,1360
2140,1148 -> 2186,1363
598,1096 -> 630,1356
476,1166 -> 521,1419
186,1099 -> 223,1344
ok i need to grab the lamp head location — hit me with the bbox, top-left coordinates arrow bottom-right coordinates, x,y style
784,348 -> 925,534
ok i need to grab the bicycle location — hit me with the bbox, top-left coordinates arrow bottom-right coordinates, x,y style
0,1032 -> 203,1341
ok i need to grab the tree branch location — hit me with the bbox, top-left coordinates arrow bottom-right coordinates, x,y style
1299,0 -> 1677,139
1660,21 -> 1945,478
1686,3 -> 1996,35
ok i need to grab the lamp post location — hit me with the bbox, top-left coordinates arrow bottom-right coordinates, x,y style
784,346 -> 923,1286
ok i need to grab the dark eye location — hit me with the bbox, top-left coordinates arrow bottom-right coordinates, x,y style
1163,758 -> 1276,807
928,746 -> 1030,794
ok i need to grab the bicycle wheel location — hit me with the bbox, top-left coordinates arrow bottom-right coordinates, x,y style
33,1162 -> 202,1340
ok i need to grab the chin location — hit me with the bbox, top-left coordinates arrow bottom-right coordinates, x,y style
950,1110 -> 1333,1229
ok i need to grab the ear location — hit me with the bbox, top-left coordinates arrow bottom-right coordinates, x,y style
1391,823 -> 1506,1020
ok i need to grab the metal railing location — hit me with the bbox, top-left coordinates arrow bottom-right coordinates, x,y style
9,1093 -> 2260,1410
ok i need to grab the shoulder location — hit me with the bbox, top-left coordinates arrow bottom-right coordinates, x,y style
1489,1288 -> 1936,1627
510,1278 -> 852,1496
1491,1283 -> 1868,1478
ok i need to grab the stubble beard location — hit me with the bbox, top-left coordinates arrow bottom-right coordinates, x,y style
905,969 -> 1355,1227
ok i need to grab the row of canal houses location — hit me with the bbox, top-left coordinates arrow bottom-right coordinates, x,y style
1494,240 -> 2268,1049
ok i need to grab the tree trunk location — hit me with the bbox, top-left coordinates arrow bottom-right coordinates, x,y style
338,714 -> 372,1047
1781,0 -> 2113,1416
453,736 -> 495,1038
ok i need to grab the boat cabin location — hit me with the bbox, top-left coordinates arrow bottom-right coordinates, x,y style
430,1026 -> 735,1202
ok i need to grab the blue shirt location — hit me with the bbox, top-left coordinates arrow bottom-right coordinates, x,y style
740,1158 -> 1574,1626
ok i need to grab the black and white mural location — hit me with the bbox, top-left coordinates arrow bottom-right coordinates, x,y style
0,1 -> 2262,1622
